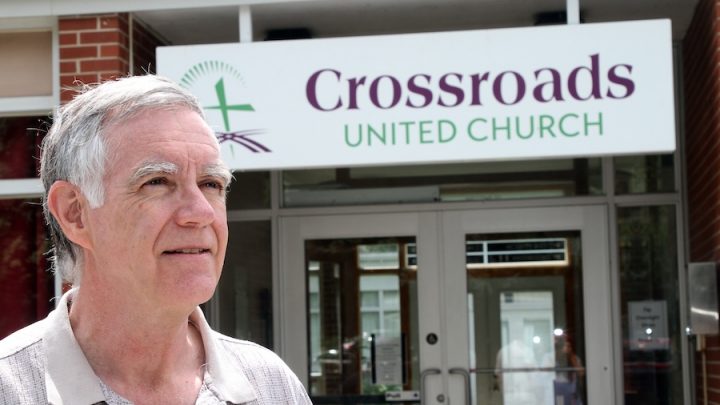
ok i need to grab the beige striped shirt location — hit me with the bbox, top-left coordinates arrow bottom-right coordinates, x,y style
0,289 -> 312,404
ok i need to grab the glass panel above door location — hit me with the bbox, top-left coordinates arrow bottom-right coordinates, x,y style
306,237 -> 420,403
283,158 -> 602,207
226,171 -> 271,210
614,154 -> 675,194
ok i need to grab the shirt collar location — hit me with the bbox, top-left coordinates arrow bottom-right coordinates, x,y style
44,288 -> 105,405
189,307 -> 257,403
44,288 -> 257,404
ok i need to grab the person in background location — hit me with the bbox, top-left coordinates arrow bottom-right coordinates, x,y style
0,75 -> 312,405
543,334 -> 585,405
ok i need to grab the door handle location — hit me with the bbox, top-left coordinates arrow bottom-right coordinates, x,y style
420,368 -> 441,403
449,367 -> 471,405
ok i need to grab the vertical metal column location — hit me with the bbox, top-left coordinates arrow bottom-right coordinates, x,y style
566,0 -> 580,24
239,5 -> 252,43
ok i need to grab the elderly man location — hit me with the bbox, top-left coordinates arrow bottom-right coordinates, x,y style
0,76 -> 311,404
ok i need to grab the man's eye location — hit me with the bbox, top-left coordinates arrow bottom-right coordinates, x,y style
144,177 -> 168,186
202,181 -> 224,190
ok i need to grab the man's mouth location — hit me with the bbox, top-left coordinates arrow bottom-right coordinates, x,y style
163,248 -> 211,254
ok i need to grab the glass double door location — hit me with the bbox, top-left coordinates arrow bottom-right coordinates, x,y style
280,206 -> 615,404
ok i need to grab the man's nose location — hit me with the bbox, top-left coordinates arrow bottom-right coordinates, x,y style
175,184 -> 216,227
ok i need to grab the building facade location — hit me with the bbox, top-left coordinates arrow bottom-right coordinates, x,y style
0,0 -> 715,404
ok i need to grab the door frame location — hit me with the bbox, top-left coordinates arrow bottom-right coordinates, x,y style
279,211 -> 440,390
442,205 -> 614,404
279,205 -> 614,403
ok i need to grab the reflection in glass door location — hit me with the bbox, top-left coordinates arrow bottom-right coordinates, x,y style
466,232 -> 586,405
305,237 -> 420,404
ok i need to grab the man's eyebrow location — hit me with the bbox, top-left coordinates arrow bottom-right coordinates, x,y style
202,163 -> 233,187
128,161 -> 178,185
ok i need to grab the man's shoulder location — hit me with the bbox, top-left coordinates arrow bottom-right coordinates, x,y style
209,332 -> 312,403
0,319 -> 46,360
212,332 -> 282,362
0,321 -> 48,404
210,331 -> 298,377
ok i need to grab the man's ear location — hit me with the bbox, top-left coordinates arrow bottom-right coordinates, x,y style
47,181 -> 92,249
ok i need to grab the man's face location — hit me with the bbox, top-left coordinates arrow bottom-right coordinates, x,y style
83,107 -> 230,309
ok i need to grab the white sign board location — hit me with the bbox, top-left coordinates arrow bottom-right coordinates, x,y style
158,19 -> 674,171
628,300 -> 669,350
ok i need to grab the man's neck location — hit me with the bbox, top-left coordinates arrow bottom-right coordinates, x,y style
68,286 -> 206,405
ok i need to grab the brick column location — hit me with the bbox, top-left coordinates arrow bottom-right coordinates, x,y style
58,14 -> 130,103
683,0 -> 720,403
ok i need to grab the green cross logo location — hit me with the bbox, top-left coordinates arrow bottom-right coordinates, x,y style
204,78 -> 254,132
179,60 -> 270,154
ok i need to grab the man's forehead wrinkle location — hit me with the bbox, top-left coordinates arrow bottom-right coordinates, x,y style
105,116 -> 217,145
143,138 -> 218,146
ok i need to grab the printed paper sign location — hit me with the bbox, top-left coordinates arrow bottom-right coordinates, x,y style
374,335 -> 403,385
629,300 -> 669,350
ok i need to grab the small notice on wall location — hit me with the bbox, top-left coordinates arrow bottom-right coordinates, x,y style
372,335 -> 404,385
628,300 -> 669,350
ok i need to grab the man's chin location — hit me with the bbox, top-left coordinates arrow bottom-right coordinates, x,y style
191,281 -> 219,305
168,275 -> 219,308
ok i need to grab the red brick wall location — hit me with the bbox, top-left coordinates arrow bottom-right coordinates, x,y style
58,14 -> 167,103
684,0 -> 720,403
59,14 -> 130,102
